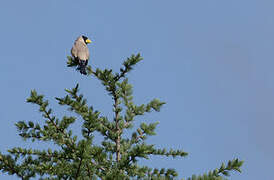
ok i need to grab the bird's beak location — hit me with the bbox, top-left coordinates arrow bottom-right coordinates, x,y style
86,39 -> 92,44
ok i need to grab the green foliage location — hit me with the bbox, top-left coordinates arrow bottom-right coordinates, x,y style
0,54 -> 243,179
185,158 -> 243,180
67,56 -> 78,67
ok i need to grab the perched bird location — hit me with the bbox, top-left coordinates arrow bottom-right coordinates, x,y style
71,35 -> 92,75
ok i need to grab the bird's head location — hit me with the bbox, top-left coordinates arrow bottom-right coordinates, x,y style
82,35 -> 92,44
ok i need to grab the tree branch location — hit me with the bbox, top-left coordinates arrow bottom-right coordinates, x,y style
75,155 -> 83,179
114,95 -> 121,162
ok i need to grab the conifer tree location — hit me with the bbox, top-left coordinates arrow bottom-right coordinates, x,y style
0,54 -> 243,179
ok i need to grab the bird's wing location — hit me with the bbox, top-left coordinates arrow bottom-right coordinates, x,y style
71,43 -> 78,58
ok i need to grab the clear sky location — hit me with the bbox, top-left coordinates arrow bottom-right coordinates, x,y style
0,0 -> 273,179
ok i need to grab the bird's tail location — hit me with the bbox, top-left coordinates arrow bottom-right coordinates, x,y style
78,60 -> 87,75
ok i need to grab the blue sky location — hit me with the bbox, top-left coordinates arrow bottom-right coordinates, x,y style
0,0 -> 273,179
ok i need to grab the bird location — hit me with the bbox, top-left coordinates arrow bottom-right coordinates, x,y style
71,35 -> 92,75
